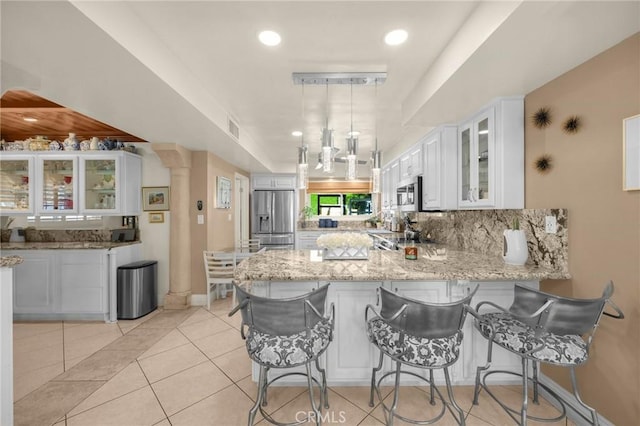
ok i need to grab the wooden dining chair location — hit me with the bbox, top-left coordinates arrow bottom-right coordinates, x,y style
202,251 -> 236,310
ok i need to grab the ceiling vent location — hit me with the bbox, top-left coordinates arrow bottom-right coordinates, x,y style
227,116 -> 240,141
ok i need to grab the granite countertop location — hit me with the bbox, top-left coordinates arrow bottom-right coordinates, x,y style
0,241 -> 142,250
0,255 -> 23,268
235,247 -> 570,282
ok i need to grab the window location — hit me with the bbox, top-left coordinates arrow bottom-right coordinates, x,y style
308,193 -> 372,216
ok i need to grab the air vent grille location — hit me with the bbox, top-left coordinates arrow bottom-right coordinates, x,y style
228,117 -> 240,140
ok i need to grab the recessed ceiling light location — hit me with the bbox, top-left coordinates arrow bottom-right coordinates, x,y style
384,29 -> 408,46
258,30 -> 281,46
291,130 -> 303,137
23,117 -> 38,122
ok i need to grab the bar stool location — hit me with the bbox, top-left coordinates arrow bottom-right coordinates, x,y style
366,286 -> 478,426
229,284 -> 334,426
472,281 -> 624,425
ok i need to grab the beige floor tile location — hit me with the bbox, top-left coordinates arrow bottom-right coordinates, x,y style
212,346 -> 253,382
56,350 -> 141,381
63,322 -> 122,343
137,328 -> 191,360
63,329 -> 123,366
472,384 -> 565,424
14,340 -> 63,376
13,327 -> 63,354
137,308 -> 199,329
13,361 -> 65,402
66,386 -> 166,426
266,388 -> 369,426
177,307 -> 216,327
138,342 -> 208,383
358,415 -> 386,425
192,327 -> 246,359
67,362 -> 149,417
370,386 -> 466,425
153,419 -> 171,426
152,360 -> 234,416
220,308 -> 243,329
178,316 -> 232,341
13,321 -> 62,340
14,380 -> 105,426
101,327 -> 169,352
209,297 -> 234,315
236,376 -> 307,414
169,385 -> 255,426
415,384 -> 477,413
118,309 -> 161,334
53,420 -> 66,426
331,385 -> 394,414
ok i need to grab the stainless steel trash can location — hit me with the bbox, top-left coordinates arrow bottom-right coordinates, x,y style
117,260 -> 158,320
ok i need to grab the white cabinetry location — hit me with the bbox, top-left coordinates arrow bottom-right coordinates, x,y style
0,155 -> 35,215
80,152 -> 142,215
421,125 -> 458,211
326,282 -> 382,383
251,174 -> 296,190
388,160 -> 399,209
1,151 -> 141,215
399,145 -> 422,183
295,231 -> 323,250
458,97 -> 524,209
6,245 -> 141,322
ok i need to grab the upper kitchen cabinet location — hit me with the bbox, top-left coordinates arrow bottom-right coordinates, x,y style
383,160 -> 400,210
421,125 -> 458,211
80,152 -> 142,215
0,155 -> 35,214
399,145 -> 423,184
458,97 -> 524,209
1,151 -> 142,215
37,155 -> 79,214
252,174 -> 296,190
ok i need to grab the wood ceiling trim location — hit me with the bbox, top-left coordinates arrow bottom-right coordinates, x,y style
0,90 -> 147,143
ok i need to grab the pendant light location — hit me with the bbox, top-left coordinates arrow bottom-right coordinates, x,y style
345,79 -> 358,180
297,81 -> 308,189
371,79 -> 381,194
321,80 -> 335,173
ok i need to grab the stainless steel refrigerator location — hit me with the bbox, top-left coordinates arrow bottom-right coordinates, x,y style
251,190 -> 295,249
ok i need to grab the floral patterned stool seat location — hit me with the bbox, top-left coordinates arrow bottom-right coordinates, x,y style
229,284 -> 334,426
472,282 -> 624,426
365,286 -> 478,426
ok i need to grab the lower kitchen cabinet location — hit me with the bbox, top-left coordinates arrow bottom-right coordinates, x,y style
5,245 -> 141,322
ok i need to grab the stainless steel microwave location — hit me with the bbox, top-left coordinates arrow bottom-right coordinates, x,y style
396,176 -> 423,212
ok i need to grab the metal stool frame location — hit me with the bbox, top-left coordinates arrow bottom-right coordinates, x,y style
229,283 -> 335,426
472,281 -> 624,426
366,285 -> 479,426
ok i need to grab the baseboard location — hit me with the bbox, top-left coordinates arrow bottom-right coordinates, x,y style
539,373 -> 614,426
190,294 -> 207,306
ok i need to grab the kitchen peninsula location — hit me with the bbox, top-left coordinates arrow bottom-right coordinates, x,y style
235,245 -> 569,386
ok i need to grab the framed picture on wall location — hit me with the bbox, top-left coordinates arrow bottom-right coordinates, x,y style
149,212 -> 164,223
216,176 -> 231,209
623,114 -> 640,191
142,186 -> 170,211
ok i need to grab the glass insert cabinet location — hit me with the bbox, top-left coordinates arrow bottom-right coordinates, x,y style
458,109 -> 495,208
0,156 -> 34,213
0,151 -> 141,216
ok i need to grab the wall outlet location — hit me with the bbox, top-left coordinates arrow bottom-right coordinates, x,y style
545,215 -> 557,234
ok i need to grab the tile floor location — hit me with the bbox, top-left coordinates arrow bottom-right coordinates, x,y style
13,298 -> 576,426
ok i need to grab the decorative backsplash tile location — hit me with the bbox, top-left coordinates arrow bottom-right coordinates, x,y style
24,228 -> 113,242
409,209 -> 568,275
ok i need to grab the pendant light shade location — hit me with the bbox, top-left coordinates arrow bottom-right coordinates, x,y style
346,136 -> 358,180
371,149 -> 381,193
321,128 -> 334,173
297,145 -> 308,189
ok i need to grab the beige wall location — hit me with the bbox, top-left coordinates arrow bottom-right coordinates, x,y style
190,151 -> 249,296
525,33 -> 639,424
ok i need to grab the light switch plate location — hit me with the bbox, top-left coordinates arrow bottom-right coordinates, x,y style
197,214 -> 204,225
545,215 -> 557,234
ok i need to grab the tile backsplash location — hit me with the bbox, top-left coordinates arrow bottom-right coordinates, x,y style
408,209 -> 568,275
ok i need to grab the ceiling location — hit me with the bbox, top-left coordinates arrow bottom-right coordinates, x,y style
1,1 -> 639,179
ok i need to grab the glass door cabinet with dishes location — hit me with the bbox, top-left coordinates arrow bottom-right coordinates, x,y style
0,151 -> 141,216
0,155 -> 35,214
